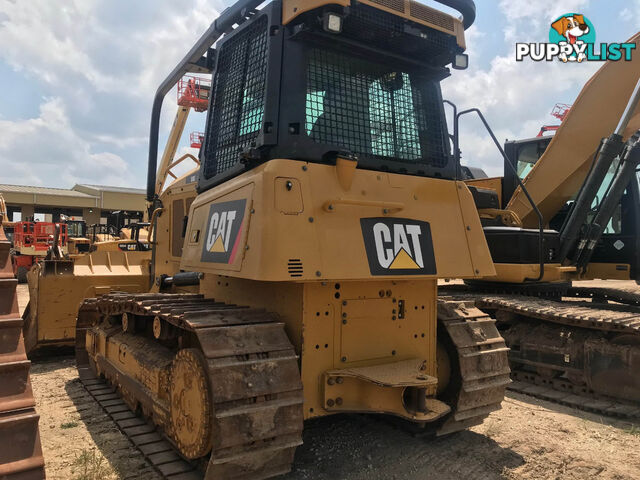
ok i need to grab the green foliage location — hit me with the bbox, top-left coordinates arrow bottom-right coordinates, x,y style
72,449 -> 111,480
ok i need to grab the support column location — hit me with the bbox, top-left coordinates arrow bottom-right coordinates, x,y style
20,205 -> 35,222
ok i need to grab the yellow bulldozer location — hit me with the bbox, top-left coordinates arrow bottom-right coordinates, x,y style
67,2 -> 640,479
22,161 -> 200,355
74,1 -> 513,478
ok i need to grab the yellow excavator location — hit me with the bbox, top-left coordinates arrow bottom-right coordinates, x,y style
0,193 -> 45,479
74,1 -> 513,478
447,32 -> 640,417
21,88 -> 203,355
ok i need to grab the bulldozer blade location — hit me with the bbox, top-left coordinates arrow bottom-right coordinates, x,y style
0,225 -> 45,479
24,250 -> 150,355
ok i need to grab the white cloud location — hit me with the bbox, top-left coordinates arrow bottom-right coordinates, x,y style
442,1 -> 599,177
0,0 -> 225,188
499,0 -> 592,46
0,0 -> 223,98
0,0 -> 632,189
0,98 -> 134,186
498,0 -> 592,21
618,1 -> 640,23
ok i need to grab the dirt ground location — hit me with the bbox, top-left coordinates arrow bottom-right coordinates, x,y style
19,284 -> 640,480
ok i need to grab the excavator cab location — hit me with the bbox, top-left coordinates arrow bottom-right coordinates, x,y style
501,136 -> 640,281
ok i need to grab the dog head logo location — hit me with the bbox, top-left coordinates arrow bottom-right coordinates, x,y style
360,218 -> 436,276
551,15 -> 589,44
201,199 -> 246,264
549,13 -> 596,62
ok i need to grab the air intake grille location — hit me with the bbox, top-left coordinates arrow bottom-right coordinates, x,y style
203,16 -> 269,180
288,259 -> 304,277
342,4 -> 457,64
410,2 -> 455,32
368,0 -> 405,13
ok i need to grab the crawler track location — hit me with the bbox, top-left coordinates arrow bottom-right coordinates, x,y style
0,225 -> 46,479
76,293 -> 303,480
77,367 -> 197,479
441,286 -> 640,420
436,299 -> 511,435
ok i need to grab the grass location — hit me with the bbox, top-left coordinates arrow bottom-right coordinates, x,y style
625,425 -> 640,437
61,421 -> 79,429
72,449 -> 112,480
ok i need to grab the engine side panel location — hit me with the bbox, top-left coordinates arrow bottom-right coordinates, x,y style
181,159 -> 495,281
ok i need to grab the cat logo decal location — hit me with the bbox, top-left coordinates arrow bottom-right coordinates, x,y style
201,199 -> 246,264
361,218 -> 436,276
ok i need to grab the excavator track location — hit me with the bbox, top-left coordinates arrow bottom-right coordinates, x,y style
76,292 -> 303,480
435,299 -> 511,436
566,285 -> 640,306
442,287 -> 640,420
0,225 -> 46,479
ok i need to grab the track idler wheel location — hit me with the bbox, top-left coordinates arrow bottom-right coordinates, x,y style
169,349 -> 213,459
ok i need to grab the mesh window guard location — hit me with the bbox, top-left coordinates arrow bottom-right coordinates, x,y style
203,16 -> 269,180
306,48 -> 449,168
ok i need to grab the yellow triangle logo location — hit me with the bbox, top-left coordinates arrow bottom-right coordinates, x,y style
210,235 -> 226,253
389,248 -> 420,270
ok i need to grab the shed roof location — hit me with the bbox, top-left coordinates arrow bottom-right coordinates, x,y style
73,184 -> 146,195
0,184 -> 95,198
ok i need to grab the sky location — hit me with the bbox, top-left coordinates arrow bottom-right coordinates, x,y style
0,0 -> 638,188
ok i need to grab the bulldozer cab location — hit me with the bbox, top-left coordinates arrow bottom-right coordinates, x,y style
195,0 -> 466,194
88,223 -> 118,243
65,220 -> 87,239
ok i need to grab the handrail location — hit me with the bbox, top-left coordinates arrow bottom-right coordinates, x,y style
443,100 -> 459,176
454,107 -> 546,282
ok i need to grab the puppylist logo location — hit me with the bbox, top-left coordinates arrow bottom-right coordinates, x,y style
516,13 -> 635,63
